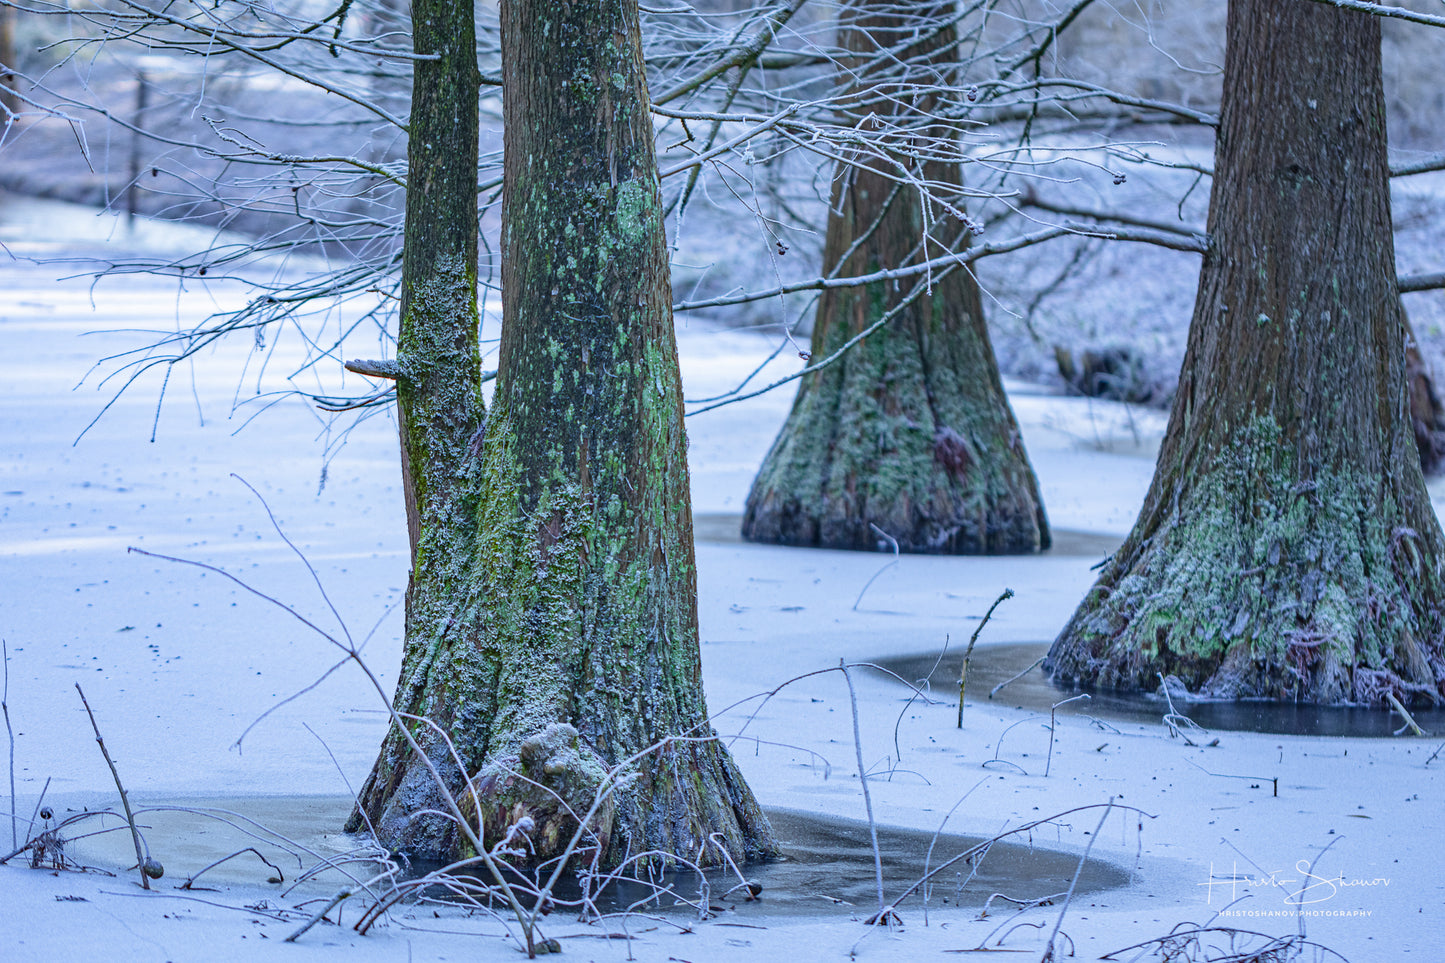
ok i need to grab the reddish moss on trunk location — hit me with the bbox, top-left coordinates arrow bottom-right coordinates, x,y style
741,0 -> 1049,556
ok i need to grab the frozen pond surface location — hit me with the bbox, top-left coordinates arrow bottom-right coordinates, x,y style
4,192 -> 1443,961
879,644 -> 1445,738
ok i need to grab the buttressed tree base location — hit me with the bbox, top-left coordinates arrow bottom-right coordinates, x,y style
1047,0 -> 1445,707
349,0 -> 776,867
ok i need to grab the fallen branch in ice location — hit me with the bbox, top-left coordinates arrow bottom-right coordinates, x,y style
990,654 -> 1046,700
1183,758 -> 1278,798
1386,691 -> 1428,736
181,847 -> 286,890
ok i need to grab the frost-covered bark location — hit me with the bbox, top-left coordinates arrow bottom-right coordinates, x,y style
346,0 -> 489,852
352,0 -> 776,867
741,0 -> 1049,555
1047,0 -> 1445,707
474,0 -> 774,867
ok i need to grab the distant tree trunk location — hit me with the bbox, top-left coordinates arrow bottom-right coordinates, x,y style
1,7 -> 18,115
346,0 -> 489,852
1046,0 -> 1445,707
351,0 -> 776,868
741,0 -> 1050,555
1405,316 -> 1445,473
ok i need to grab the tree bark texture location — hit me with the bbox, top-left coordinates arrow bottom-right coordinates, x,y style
480,0 -> 774,867
741,1 -> 1050,555
1046,0 -> 1445,707
0,7 -> 17,115
346,0 -> 490,852
355,0 -> 776,867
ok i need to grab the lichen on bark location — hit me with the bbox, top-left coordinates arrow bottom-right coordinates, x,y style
352,0 -> 776,869
1046,0 -> 1445,708
346,0 -> 490,857
741,0 -> 1049,556
1054,415 -> 1444,702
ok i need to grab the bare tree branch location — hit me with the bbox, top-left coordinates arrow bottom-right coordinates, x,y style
1392,151 -> 1445,178
1304,0 -> 1445,29
1401,272 -> 1445,294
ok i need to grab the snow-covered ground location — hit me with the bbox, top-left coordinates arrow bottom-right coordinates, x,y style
2,194 -> 1442,961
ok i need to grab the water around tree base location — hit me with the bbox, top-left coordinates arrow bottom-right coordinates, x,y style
59,796 -> 1129,919
446,807 -> 1131,919
875,643 -> 1445,738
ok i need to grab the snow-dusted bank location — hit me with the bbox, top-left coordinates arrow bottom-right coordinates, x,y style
2,195 -> 1441,960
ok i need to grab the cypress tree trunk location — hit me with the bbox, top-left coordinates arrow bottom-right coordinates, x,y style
346,0 -> 491,853
353,0 -> 777,868
0,7 -> 17,116
741,0 -> 1049,555
1046,0 -> 1445,707
473,0 -> 774,868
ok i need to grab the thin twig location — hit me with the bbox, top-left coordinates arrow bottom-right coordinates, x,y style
893,634 -> 950,768
181,847 -> 285,889
1183,758 -> 1278,797
918,780 -> 987,923
75,684 -> 150,890
959,589 -> 1014,727
1046,695 -> 1089,777
1292,834 -> 1343,942
991,654 -> 1046,700
1157,672 -> 1208,745
24,777 -> 52,858
841,659 -> 886,919
2,639 -> 15,850
852,524 -> 900,611
1042,798 -> 1113,961
877,802 -> 1155,919
286,888 -> 352,941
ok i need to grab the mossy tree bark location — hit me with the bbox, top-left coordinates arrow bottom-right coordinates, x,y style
1046,0 -> 1445,707
346,0 -> 491,853
741,0 -> 1049,555
351,0 -> 777,867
